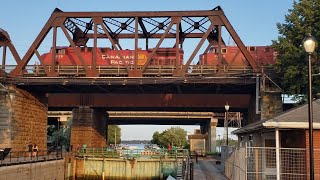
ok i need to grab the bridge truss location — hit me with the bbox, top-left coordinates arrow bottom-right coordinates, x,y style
0,6 -> 259,84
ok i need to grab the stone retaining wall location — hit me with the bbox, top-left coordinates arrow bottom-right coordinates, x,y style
0,160 -> 64,180
0,85 -> 47,152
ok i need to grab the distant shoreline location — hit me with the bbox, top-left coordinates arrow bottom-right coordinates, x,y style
121,140 -> 151,144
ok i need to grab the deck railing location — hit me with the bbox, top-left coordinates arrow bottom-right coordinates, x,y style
0,64 -> 255,77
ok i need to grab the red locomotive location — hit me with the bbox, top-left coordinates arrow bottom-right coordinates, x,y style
199,46 -> 276,66
41,47 -> 184,66
40,45 -> 276,67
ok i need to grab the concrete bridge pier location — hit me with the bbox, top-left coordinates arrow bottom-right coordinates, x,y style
70,106 -> 107,148
193,118 -> 218,153
261,91 -> 283,120
206,118 -> 218,153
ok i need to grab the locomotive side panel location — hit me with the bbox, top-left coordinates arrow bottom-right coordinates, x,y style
199,46 -> 276,66
150,48 -> 183,66
41,47 -> 183,66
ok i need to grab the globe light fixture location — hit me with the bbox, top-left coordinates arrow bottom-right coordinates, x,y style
303,34 -> 316,54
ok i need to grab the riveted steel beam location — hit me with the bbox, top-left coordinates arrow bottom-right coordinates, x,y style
0,28 -> 22,65
48,93 -> 251,108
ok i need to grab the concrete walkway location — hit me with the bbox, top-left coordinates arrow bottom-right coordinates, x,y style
193,157 -> 227,180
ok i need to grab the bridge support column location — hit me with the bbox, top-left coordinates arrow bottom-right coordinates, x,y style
71,107 -> 107,148
0,85 -> 47,151
261,91 -> 283,120
206,118 -> 218,153
259,75 -> 283,120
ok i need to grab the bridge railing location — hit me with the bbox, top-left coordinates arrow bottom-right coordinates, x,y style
77,147 -> 189,159
0,64 -> 255,77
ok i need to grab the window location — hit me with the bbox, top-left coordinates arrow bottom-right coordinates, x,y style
221,48 -> 227,54
265,139 -> 276,168
208,47 -> 216,53
55,49 -> 65,54
265,47 -> 270,52
249,46 -> 256,52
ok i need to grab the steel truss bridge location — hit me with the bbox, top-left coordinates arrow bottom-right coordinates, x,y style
1,6 -> 259,81
0,6 -> 272,126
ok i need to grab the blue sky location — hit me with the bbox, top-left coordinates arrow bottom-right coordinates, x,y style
0,0 -> 294,54
0,0 -> 294,140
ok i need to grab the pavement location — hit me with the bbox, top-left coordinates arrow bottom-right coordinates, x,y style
193,156 -> 228,180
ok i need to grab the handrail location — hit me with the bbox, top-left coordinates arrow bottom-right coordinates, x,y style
0,149 -> 69,166
0,64 -> 256,78
76,147 -> 189,159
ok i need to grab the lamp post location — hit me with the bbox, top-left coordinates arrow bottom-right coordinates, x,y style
56,118 -> 60,148
225,103 -> 230,146
218,135 -> 221,153
303,34 -> 317,180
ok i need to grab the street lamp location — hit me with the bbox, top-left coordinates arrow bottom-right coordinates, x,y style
225,103 -> 230,146
303,34 -> 317,180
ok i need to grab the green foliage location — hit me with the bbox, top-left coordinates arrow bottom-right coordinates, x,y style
107,125 -> 121,145
151,127 -> 187,148
151,131 -> 161,145
272,0 -> 320,97
47,125 -> 55,136
52,118 -> 72,147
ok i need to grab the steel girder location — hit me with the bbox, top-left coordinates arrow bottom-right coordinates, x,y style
0,28 -> 22,72
47,93 -> 251,108
9,6 -> 258,77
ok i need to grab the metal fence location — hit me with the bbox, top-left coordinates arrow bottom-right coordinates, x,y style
225,147 -> 320,180
0,150 -> 67,166
225,147 -> 246,180
77,147 -> 189,159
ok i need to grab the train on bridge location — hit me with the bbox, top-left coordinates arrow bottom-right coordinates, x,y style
199,46 -> 276,66
41,47 -> 184,66
1,7 -> 278,78
40,45 -> 276,66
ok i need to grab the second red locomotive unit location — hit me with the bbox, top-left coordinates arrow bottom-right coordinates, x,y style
199,46 -> 276,66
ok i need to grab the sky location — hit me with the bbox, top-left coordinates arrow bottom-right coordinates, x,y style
0,0 -> 294,140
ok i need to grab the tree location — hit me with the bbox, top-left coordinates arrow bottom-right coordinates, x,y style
151,127 -> 187,148
272,0 -> 320,98
151,131 -> 161,145
52,118 -> 72,148
107,125 -> 121,145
